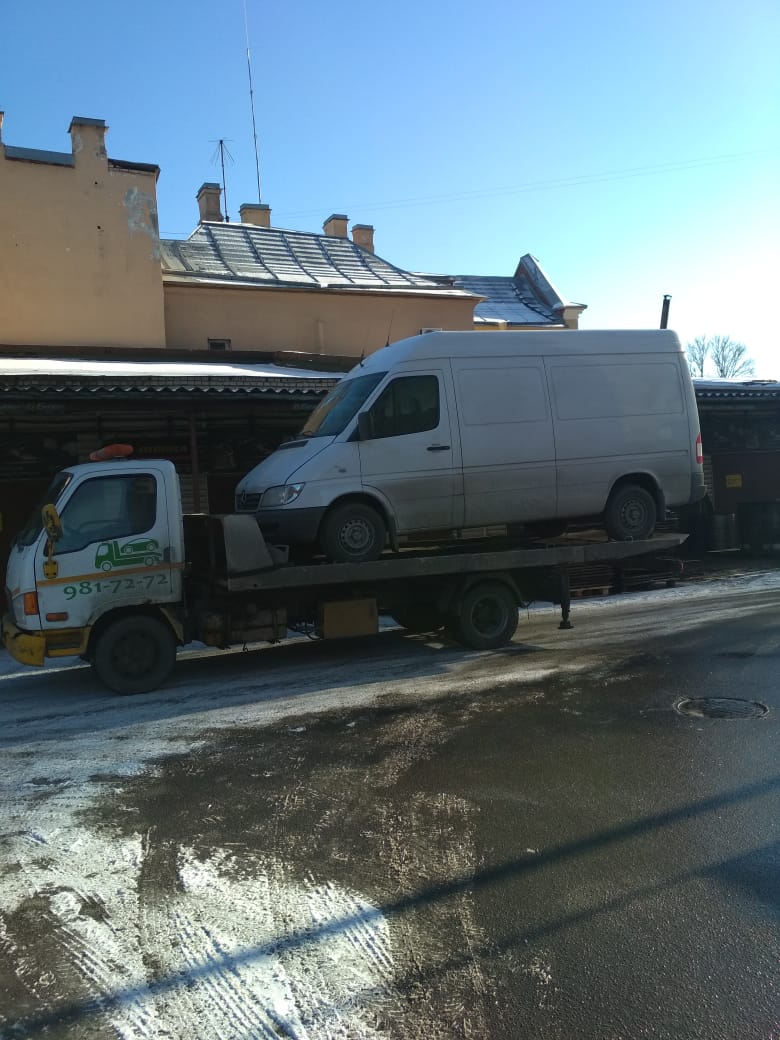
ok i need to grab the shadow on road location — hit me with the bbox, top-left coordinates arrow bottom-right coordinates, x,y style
9,775 -> 779,1037
0,631 -> 549,748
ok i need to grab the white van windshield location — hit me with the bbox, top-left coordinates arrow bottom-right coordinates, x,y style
301,372 -> 386,437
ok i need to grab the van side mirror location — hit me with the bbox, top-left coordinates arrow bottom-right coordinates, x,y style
357,411 -> 374,441
41,503 -> 62,542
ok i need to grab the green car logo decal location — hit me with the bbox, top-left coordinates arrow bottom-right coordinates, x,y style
94,538 -> 163,572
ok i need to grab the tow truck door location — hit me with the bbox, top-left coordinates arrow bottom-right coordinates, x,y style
35,466 -> 179,631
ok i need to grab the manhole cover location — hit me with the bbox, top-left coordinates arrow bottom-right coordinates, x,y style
675,697 -> 769,719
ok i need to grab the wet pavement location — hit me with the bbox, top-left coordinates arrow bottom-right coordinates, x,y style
0,572 -> 778,1038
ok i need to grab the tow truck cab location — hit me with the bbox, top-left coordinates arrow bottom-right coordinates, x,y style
3,459 -> 184,666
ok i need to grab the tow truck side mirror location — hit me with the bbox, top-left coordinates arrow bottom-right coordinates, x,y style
41,503 -> 62,541
41,503 -> 62,579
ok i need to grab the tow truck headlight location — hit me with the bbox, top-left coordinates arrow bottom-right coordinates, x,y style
260,483 -> 305,507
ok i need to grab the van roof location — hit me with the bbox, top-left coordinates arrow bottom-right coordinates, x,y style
357,329 -> 683,372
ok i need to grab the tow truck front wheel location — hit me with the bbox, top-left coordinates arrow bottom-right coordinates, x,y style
92,615 -> 176,695
448,581 -> 519,650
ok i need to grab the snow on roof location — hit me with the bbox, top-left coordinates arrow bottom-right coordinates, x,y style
0,356 -> 340,381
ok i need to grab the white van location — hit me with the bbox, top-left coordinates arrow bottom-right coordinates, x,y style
235,330 -> 705,561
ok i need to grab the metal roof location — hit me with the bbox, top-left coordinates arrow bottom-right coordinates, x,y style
454,275 -> 560,325
0,357 -> 339,398
3,144 -> 75,167
161,223 -> 473,296
2,146 -> 158,176
423,254 -> 581,328
694,379 -> 780,401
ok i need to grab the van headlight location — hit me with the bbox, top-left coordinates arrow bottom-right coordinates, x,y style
260,483 -> 305,507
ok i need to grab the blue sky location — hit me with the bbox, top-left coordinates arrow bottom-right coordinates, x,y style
2,0 -> 778,375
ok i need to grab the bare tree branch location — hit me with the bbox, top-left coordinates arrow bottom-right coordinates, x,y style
685,335 -> 710,377
709,335 -> 755,378
685,335 -> 754,378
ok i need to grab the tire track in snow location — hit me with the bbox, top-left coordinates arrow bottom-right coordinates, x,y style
180,848 -> 395,1038
259,863 -> 395,1036
134,831 -> 217,1037
134,836 -> 395,1039
34,894 -> 156,1037
0,828 -> 158,1039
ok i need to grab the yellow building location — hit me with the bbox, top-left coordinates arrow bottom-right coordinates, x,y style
0,113 -> 583,360
0,115 -> 165,350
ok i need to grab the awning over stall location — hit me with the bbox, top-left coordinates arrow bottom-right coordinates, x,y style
0,357 -> 341,399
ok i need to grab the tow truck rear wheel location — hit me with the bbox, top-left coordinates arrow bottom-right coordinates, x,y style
92,615 -> 176,695
448,581 -> 519,650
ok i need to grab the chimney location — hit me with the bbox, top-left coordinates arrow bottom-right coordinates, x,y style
239,202 -> 271,227
323,213 -> 348,238
68,116 -> 108,168
351,224 -> 375,254
0,111 -> 4,143
197,182 -> 224,223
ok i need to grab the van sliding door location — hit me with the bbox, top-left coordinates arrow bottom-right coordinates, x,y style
453,358 -> 556,527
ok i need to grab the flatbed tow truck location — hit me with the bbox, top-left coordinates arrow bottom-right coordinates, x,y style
2,457 -> 686,694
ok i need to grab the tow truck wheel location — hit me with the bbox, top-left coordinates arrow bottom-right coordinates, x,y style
92,615 -> 176,695
604,483 -> 656,541
390,605 -> 444,633
448,581 -> 519,650
320,502 -> 387,563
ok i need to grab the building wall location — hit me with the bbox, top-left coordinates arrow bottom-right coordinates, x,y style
0,117 -> 166,349
0,114 -> 578,362
163,283 -> 476,356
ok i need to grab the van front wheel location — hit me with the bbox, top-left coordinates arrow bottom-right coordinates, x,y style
320,502 -> 387,563
604,484 -> 656,541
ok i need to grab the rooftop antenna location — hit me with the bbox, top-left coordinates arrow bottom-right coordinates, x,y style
210,138 -> 235,221
243,0 -> 262,202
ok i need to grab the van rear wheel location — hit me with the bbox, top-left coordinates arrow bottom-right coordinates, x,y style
92,615 -> 176,695
320,502 -> 387,563
604,484 -> 656,541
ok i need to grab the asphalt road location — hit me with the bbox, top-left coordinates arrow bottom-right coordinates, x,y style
0,570 -> 778,1038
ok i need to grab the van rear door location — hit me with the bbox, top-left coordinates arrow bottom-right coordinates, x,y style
547,354 -> 693,515
357,369 -> 462,534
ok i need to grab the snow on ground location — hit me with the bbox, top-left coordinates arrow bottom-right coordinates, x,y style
0,825 -> 393,1038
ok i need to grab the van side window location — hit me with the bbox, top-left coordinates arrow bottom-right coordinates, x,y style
367,375 -> 440,438
56,474 -> 158,555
